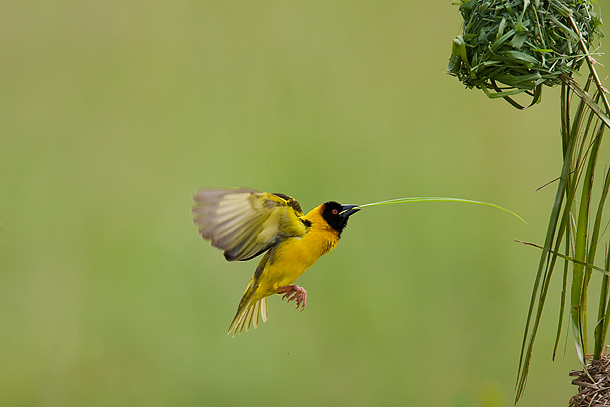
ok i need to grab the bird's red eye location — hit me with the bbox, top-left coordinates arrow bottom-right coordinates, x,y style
332,209 -> 339,215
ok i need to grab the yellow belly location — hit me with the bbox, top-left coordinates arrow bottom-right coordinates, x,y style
252,230 -> 338,300
227,209 -> 342,335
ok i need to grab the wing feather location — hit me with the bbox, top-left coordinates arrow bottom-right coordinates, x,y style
192,188 -> 307,261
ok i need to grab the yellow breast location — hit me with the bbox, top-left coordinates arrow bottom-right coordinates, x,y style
254,204 -> 341,298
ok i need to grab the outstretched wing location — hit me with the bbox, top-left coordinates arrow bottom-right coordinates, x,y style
192,188 -> 307,261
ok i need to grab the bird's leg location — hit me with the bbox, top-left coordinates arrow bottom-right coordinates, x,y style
277,285 -> 307,311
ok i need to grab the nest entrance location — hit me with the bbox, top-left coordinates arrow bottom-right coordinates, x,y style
569,355 -> 610,407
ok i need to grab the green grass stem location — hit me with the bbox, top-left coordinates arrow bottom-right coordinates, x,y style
592,162 -> 610,359
354,197 -> 526,224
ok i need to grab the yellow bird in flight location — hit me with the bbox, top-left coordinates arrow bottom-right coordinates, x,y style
192,187 -> 360,336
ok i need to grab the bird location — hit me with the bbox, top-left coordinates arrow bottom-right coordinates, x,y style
192,187 -> 360,336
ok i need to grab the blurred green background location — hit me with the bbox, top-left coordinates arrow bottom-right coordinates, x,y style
2,1 -> 610,406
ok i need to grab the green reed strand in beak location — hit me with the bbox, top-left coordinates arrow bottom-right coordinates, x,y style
351,197 -> 527,224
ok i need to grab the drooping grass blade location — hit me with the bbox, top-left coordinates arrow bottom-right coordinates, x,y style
355,197 -> 526,224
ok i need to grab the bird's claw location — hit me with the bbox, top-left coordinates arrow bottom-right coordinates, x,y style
278,285 -> 307,310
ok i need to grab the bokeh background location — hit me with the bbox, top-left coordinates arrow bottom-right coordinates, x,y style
2,1 -> 610,406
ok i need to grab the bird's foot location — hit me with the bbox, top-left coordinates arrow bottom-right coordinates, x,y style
278,285 -> 307,311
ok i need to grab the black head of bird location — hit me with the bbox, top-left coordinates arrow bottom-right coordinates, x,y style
320,201 -> 360,235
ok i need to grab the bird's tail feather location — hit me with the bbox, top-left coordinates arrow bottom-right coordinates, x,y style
228,296 -> 268,337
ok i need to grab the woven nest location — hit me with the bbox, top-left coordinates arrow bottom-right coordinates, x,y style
448,0 -> 603,106
569,355 -> 610,407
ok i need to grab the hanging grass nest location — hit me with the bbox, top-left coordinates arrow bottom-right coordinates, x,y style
448,0 -> 603,107
569,354 -> 610,407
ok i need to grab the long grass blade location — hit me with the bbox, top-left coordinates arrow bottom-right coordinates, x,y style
550,82 -> 576,361
553,237 -> 571,360
356,197 -> 527,224
516,240 -> 610,276
592,165 -> 610,358
571,128 -> 598,364
581,123 -> 606,349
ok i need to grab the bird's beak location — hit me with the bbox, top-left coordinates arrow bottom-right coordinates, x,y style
340,204 -> 360,219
